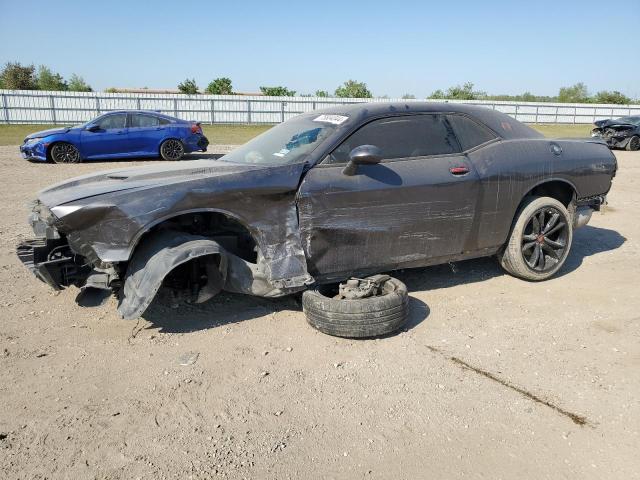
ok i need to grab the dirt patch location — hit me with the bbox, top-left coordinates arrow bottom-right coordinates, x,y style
1,146 -> 639,479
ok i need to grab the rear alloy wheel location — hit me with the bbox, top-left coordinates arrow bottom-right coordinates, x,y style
499,196 -> 573,281
160,139 -> 185,161
626,135 -> 640,151
50,142 -> 81,164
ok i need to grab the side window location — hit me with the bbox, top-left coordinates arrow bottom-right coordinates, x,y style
130,114 -> 160,128
96,114 -> 127,130
159,117 -> 171,125
447,114 -> 497,151
327,114 -> 460,164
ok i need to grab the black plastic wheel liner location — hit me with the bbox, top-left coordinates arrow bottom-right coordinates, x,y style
118,231 -> 227,320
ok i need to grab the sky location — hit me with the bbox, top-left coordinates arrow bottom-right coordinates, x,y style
0,0 -> 638,98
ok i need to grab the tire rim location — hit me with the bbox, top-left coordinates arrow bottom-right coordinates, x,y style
162,140 -> 184,160
521,207 -> 568,272
630,136 -> 640,151
52,143 -> 80,163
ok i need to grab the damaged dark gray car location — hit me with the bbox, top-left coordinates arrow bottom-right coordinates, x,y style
18,103 -> 617,323
591,116 -> 640,151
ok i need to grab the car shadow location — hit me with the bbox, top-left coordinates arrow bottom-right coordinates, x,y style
138,225 -> 623,335
394,224 -> 626,290
141,289 -> 430,336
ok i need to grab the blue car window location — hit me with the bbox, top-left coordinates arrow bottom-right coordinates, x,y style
131,114 -> 160,128
97,114 -> 127,130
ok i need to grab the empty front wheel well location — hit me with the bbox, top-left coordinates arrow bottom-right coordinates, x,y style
132,211 -> 259,264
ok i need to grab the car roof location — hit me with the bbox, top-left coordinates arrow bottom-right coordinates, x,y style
103,110 -> 181,121
310,101 -> 542,139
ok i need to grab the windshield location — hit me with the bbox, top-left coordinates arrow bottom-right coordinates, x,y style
220,114 -> 344,165
618,116 -> 640,126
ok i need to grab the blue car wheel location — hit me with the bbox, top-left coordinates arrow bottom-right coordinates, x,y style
50,142 -> 82,164
160,139 -> 185,161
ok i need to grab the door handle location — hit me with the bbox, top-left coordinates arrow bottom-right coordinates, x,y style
450,166 -> 469,176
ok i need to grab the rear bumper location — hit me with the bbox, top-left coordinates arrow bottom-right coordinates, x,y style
184,134 -> 209,152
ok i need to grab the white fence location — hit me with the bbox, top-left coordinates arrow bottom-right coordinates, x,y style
1,89 -> 640,125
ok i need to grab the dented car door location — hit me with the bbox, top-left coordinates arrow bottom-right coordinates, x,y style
297,114 -> 480,281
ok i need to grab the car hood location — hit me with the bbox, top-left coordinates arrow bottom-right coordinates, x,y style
38,159 -> 307,208
594,119 -> 636,129
25,127 -> 74,140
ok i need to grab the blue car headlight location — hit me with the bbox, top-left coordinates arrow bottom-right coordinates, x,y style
24,137 -> 42,146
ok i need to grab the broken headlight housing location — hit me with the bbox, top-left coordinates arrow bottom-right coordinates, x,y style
28,201 -> 60,239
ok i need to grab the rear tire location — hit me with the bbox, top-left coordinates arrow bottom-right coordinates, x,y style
626,135 -> 640,151
50,142 -> 81,164
498,196 -> 573,281
302,277 -> 409,338
160,139 -> 185,161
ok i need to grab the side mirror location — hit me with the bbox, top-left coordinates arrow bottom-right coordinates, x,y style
342,145 -> 383,176
86,124 -> 100,132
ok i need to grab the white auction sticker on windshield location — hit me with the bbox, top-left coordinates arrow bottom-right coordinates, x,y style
273,148 -> 290,157
313,114 -> 348,125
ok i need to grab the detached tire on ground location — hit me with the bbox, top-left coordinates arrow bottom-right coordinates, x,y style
302,276 -> 409,338
626,135 -> 640,151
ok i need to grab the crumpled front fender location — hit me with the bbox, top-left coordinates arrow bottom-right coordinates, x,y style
118,231 -> 227,319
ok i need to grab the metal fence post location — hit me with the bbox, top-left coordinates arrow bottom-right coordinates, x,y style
210,99 -> 215,124
281,102 -> 286,123
1,93 -> 8,123
173,98 -> 178,117
514,104 -> 518,121
247,100 -> 252,124
312,101 -> 317,110
535,105 -> 539,124
95,96 -> 101,115
49,95 -> 57,125
136,97 -> 141,110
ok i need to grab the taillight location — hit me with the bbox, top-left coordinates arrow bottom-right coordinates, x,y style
191,123 -> 202,134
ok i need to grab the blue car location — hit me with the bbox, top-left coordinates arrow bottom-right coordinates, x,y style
20,110 -> 209,163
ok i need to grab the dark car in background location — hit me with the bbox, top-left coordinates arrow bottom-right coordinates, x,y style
591,116 -> 640,151
20,111 -> 209,163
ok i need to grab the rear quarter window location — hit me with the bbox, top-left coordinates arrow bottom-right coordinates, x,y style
447,114 -> 497,151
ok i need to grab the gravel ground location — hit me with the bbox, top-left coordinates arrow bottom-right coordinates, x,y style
0,146 -> 638,479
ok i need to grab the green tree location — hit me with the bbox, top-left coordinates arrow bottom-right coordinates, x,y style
0,62 -> 37,90
334,80 -> 372,98
178,78 -> 198,94
557,82 -> 589,103
259,86 -> 296,96
428,82 -> 485,100
68,74 -> 92,92
592,90 -> 631,105
402,94 -> 416,99
36,65 -> 67,91
315,90 -> 329,97
205,77 -> 233,95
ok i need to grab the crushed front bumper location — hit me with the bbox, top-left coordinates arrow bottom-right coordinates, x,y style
591,132 -> 632,150
17,237 -> 90,290
20,142 -> 48,161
